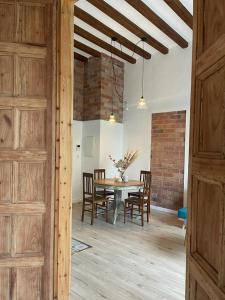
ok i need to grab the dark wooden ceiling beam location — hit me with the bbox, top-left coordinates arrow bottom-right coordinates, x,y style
125,0 -> 188,48
87,0 -> 169,54
74,6 -> 151,59
163,0 -> 193,29
74,52 -> 88,62
74,40 -> 101,57
74,25 -> 136,64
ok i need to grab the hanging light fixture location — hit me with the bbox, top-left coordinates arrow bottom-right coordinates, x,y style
109,37 -> 117,123
138,38 -> 147,110
109,113 -> 116,123
108,37 -> 126,123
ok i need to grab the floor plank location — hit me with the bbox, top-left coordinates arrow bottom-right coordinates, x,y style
71,203 -> 186,300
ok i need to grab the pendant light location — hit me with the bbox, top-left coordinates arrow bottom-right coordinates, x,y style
109,113 -> 116,123
138,38 -> 147,110
109,37 -> 117,123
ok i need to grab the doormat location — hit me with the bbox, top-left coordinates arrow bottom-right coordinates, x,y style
71,238 -> 92,255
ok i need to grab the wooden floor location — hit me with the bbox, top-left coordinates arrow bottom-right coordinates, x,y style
71,203 -> 186,300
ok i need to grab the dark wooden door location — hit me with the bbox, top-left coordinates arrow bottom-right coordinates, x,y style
187,0 -> 225,299
0,1 -> 56,299
151,111 -> 186,211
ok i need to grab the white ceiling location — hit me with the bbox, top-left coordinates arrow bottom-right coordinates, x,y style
74,0 -> 193,62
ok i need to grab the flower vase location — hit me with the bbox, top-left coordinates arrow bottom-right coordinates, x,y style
119,170 -> 125,182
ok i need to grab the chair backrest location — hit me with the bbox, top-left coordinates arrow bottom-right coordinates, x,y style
94,169 -> 106,180
83,173 -> 94,197
141,171 -> 152,199
140,170 -> 151,182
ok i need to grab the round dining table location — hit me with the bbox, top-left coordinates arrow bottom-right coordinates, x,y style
94,179 -> 144,224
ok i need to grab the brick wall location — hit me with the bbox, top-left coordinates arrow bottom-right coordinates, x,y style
83,57 -> 101,120
73,54 -> 124,122
73,59 -> 84,121
101,53 -> 124,123
151,111 -> 186,210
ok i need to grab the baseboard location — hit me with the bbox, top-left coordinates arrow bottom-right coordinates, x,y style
150,205 -> 177,215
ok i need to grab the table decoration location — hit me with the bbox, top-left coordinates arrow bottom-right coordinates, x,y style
109,150 -> 138,182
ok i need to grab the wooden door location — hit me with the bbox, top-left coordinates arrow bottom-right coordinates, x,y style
0,1 -> 56,299
151,111 -> 186,211
187,0 -> 225,299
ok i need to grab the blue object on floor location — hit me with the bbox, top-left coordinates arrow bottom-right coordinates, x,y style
178,207 -> 187,220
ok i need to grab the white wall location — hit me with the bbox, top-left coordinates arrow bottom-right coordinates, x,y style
72,121 -> 83,203
82,120 -> 100,173
99,120 -> 124,178
72,120 -> 123,203
123,45 -> 192,207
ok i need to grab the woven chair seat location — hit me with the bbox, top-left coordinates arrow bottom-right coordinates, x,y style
128,191 -> 142,198
96,190 -> 114,197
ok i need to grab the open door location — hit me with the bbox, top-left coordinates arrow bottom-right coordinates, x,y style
187,1 -> 225,299
0,1 -> 56,299
0,1 -> 73,298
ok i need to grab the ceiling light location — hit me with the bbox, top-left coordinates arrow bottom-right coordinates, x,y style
109,113 -> 116,123
137,38 -> 148,110
138,96 -> 147,110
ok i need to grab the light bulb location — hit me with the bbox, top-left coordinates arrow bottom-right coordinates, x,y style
109,113 -> 116,123
137,96 -> 147,110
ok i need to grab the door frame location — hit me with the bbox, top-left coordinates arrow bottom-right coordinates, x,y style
54,0 -> 74,299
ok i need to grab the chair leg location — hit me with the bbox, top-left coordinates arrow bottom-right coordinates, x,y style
131,204 -> 133,218
91,202 -> 94,225
106,201 -> 108,223
141,204 -> 144,227
81,200 -> 85,222
95,203 -> 98,218
147,202 -> 150,223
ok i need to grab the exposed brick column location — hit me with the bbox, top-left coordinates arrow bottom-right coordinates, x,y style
73,59 -> 85,121
151,111 -> 186,210
83,57 -> 101,121
101,53 -> 124,123
73,54 -> 124,122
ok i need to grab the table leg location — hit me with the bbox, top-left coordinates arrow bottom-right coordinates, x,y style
108,190 -> 123,224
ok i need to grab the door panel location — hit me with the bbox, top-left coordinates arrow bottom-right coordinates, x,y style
17,3 -> 47,46
0,54 -> 14,95
0,215 -> 11,256
195,60 -> 225,157
197,0 -> 225,57
20,57 -> 47,97
195,180 -> 220,273
0,3 -> 15,43
201,1 -> 225,54
19,109 -> 46,149
0,110 -> 14,148
0,163 -> 13,202
195,283 -> 211,300
0,1 -> 55,299
17,267 -> 42,300
0,268 -> 10,300
187,0 -> 225,299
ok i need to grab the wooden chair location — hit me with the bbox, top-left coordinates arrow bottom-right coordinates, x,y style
128,170 -> 151,198
81,173 -> 111,225
124,171 -> 151,226
94,169 -> 114,197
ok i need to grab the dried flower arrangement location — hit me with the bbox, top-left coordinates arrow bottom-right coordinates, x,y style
109,150 -> 139,182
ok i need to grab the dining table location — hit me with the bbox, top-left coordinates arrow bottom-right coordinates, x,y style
94,179 -> 144,224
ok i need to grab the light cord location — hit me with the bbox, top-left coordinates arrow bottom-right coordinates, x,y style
141,40 -> 145,97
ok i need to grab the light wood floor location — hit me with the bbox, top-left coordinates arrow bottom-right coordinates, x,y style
71,203 -> 186,300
